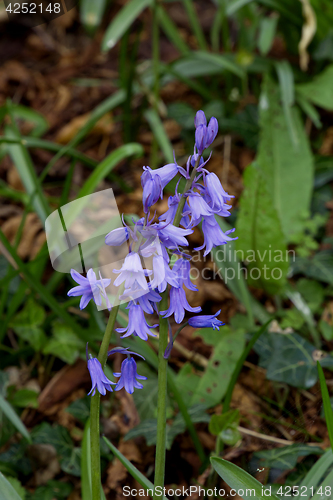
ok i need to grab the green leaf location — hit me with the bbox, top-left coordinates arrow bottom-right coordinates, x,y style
132,362 -> 173,420
317,362 -> 333,452
0,473 -> 24,500
193,51 -> 246,79
254,331 -> 318,388
2,477 -> 25,500
290,250 -> 333,285
4,124 -> 50,224
301,449 -> 333,498
235,163 -> 288,294
276,60 -> 298,146
30,481 -> 73,500
226,0 -> 253,16
11,104 -> 49,138
80,0 -> 107,34
9,389 -> 38,409
9,298 -> 47,351
210,457 -> 279,500
102,0 -> 152,51
296,65 -> 333,111
81,419 -> 92,500
190,331 -> 245,408
295,279 -> 324,313
31,423 -> 81,476
43,322 -> 85,364
144,109 -> 174,163
103,437 -> 169,500
78,143 -> 143,199
0,394 -> 31,443
257,75 -> 314,240
209,410 -> 240,436
257,15 -> 279,55
254,444 -> 323,470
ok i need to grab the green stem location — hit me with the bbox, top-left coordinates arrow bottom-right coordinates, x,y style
173,156 -> 201,227
90,305 -> 120,500
151,0 -> 160,169
153,291 -> 169,499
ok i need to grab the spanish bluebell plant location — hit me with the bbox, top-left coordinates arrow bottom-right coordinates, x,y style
67,110 -> 236,500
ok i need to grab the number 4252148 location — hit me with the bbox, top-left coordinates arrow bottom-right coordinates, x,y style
6,3 -> 61,13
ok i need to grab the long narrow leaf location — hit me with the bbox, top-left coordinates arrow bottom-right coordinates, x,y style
181,0 -> 208,51
0,394 -> 31,443
78,143 -> 144,198
300,449 -> 333,499
4,125 -> 50,223
102,0 -> 152,51
0,473 -> 23,500
80,0 -> 107,34
144,109 -> 174,163
211,457 -> 279,499
157,5 -> 190,56
81,419 -> 92,500
317,362 -> 333,452
194,51 -> 246,79
103,437 -> 169,500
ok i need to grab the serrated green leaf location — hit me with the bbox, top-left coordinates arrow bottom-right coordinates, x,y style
254,444 -> 323,471
42,322 -> 85,364
253,331 -> 318,388
209,410 -> 240,436
235,163 -> 288,294
296,65 -> 333,111
210,457 -> 279,500
258,75 -> 314,239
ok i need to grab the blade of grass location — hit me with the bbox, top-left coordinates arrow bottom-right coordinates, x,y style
77,143 -> 144,198
194,51 -> 246,79
300,449 -> 333,497
102,0 -> 152,51
0,394 -> 31,443
0,473 -> 24,500
80,0 -> 107,35
144,108 -> 174,164
181,0 -> 208,51
10,104 -> 49,138
157,4 -> 190,56
317,362 -> 333,452
103,436 -> 169,499
4,124 -> 50,223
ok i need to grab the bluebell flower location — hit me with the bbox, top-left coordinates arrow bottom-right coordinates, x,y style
87,357 -> 116,396
187,193 -> 214,226
204,172 -> 233,211
205,117 -> 218,148
194,216 -> 237,256
142,162 -> 179,189
150,255 -> 179,292
137,288 -> 162,313
105,226 -> 129,246
67,269 -> 111,310
189,310 -> 224,330
194,110 -> 207,128
113,252 -> 151,291
161,286 -> 201,324
157,223 -> 193,249
172,258 -> 197,291
116,303 -> 157,340
195,125 -> 207,155
142,171 -> 163,213
114,357 -> 147,394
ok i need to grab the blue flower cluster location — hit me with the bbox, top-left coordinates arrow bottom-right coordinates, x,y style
68,110 -> 236,396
